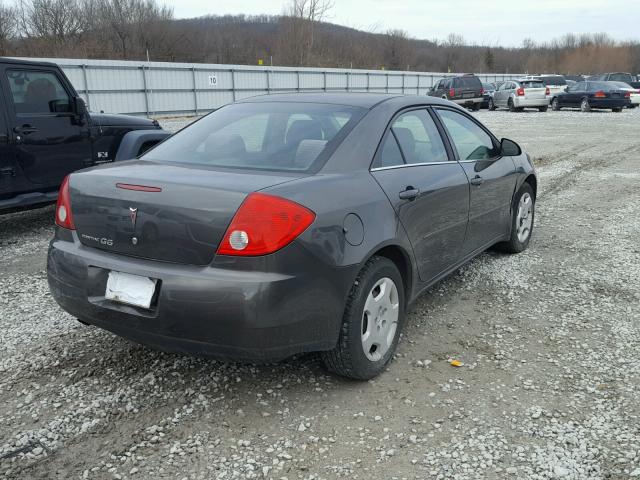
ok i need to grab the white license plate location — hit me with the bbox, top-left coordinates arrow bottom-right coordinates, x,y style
105,271 -> 157,309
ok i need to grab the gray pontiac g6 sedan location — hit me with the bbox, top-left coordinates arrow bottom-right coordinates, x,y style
47,93 -> 537,379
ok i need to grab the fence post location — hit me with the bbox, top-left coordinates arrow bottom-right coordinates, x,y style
80,64 -> 91,111
402,73 -> 405,94
296,70 -> 300,92
366,72 -> 370,92
323,71 -> 327,91
266,70 -> 271,94
346,71 -> 350,92
386,73 -> 389,93
417,75 -> 420,95
141,66 -> 150,117
192,67 -> 198,116
230,69 -> 236,101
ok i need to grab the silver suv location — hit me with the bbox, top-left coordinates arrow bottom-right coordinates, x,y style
489,79 -> 550,112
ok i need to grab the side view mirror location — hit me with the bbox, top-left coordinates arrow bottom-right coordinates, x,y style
72,96 -> 87,116
501,138 -> 522,156
71,97 -> 88,125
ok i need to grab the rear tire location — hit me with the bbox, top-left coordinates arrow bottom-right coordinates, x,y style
551,98 -> 561,111
321,256 -> 405,380
612,107 -> 622,113
488,98 -> 496,111
508,98 -> 517,112
580,98 -> 591,112
471,103 -> 481,111
495,183 -> 535,254
538,106 -> 548,112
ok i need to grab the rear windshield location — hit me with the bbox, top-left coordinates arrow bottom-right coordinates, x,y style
608,73 -> 633,82
540,76 -> 567,86
454,76 -> 481,88
520,81 -> 544,88
588,82 -> 615,91
143,102 -> 366,172
609,81 -> 632,89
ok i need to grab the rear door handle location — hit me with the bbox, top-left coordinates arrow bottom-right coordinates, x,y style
399,187 -> 420,200
14,125 -> 38,135
470,176 -> 484,186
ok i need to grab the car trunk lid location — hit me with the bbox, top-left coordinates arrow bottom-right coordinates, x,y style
70,160 -> 300,265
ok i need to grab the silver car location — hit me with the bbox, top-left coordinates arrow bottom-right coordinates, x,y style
489,79 -> 550,112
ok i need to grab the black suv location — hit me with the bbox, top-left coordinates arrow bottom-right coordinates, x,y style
428,74 -> 484,110
0,58 -> 169,213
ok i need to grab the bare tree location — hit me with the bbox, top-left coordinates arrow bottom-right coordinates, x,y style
0,1 -> 15,54
278,0 -> 333,66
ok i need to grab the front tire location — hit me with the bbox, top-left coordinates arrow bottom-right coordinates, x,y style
488,98 -> 496,111
612,107 -> 622,113
321,256 -> 405,380
580,98 -> 591,112
551,98 -> 561,111
495,183 -> 535,254
471,103 -> 481,111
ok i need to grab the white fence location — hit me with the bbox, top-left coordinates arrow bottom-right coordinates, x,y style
19,57 -> 522,117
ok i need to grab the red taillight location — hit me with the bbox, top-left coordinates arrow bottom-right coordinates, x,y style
480,87 -> 484,95
217,193 -> 315,256
516,87 -> 525,96
55,175 -> 75,230
594,90 -> 607,98
449,88 -> 455,98
545,87 -> 550,95
624,92 -> 631,98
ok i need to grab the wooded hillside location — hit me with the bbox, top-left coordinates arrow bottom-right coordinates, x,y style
1,0 -> 638,74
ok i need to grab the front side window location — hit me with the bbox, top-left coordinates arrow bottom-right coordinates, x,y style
6,70 -> 71,114
437,109 -> 498,161
143,102 -> 365,172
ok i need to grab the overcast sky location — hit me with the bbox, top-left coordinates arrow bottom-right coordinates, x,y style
167,0 -> 640,46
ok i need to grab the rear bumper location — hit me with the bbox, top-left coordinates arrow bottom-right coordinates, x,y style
452,97 -> 483,106
513,97 -> 549,108
47,230 -> 355,362
589,98 -> 630,109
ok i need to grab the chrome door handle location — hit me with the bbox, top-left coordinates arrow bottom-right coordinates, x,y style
399,187 -> 420,200
470,176 -> 484,186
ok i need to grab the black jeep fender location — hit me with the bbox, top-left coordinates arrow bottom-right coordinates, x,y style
114,130 -> 171,161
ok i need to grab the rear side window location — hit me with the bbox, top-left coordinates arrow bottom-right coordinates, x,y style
391,110 -> 448,165
5,69 -> 71,114
144,102 -> 365,172
437,109 -> 498,161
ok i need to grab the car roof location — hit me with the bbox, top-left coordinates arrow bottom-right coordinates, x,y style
0,57 -> 59,68
237,92 -> 456,109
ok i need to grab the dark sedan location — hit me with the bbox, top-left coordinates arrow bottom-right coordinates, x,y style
551,81 -> 632,112
47,93 -> 537,380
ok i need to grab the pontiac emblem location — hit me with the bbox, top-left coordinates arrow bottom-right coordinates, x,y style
129,207 -> 138,228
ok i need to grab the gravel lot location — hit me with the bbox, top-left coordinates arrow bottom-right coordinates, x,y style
1,108 -> 639,480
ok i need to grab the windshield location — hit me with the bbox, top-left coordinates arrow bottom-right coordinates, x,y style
143,102 -> 366,172
540,76 -> 567,86
455,76 -> 481,88
520,81 -> 545,88
608,73 -> 633,82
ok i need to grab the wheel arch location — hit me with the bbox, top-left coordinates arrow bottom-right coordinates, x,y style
524,174 -> 537,199
364,243 -> 414,305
